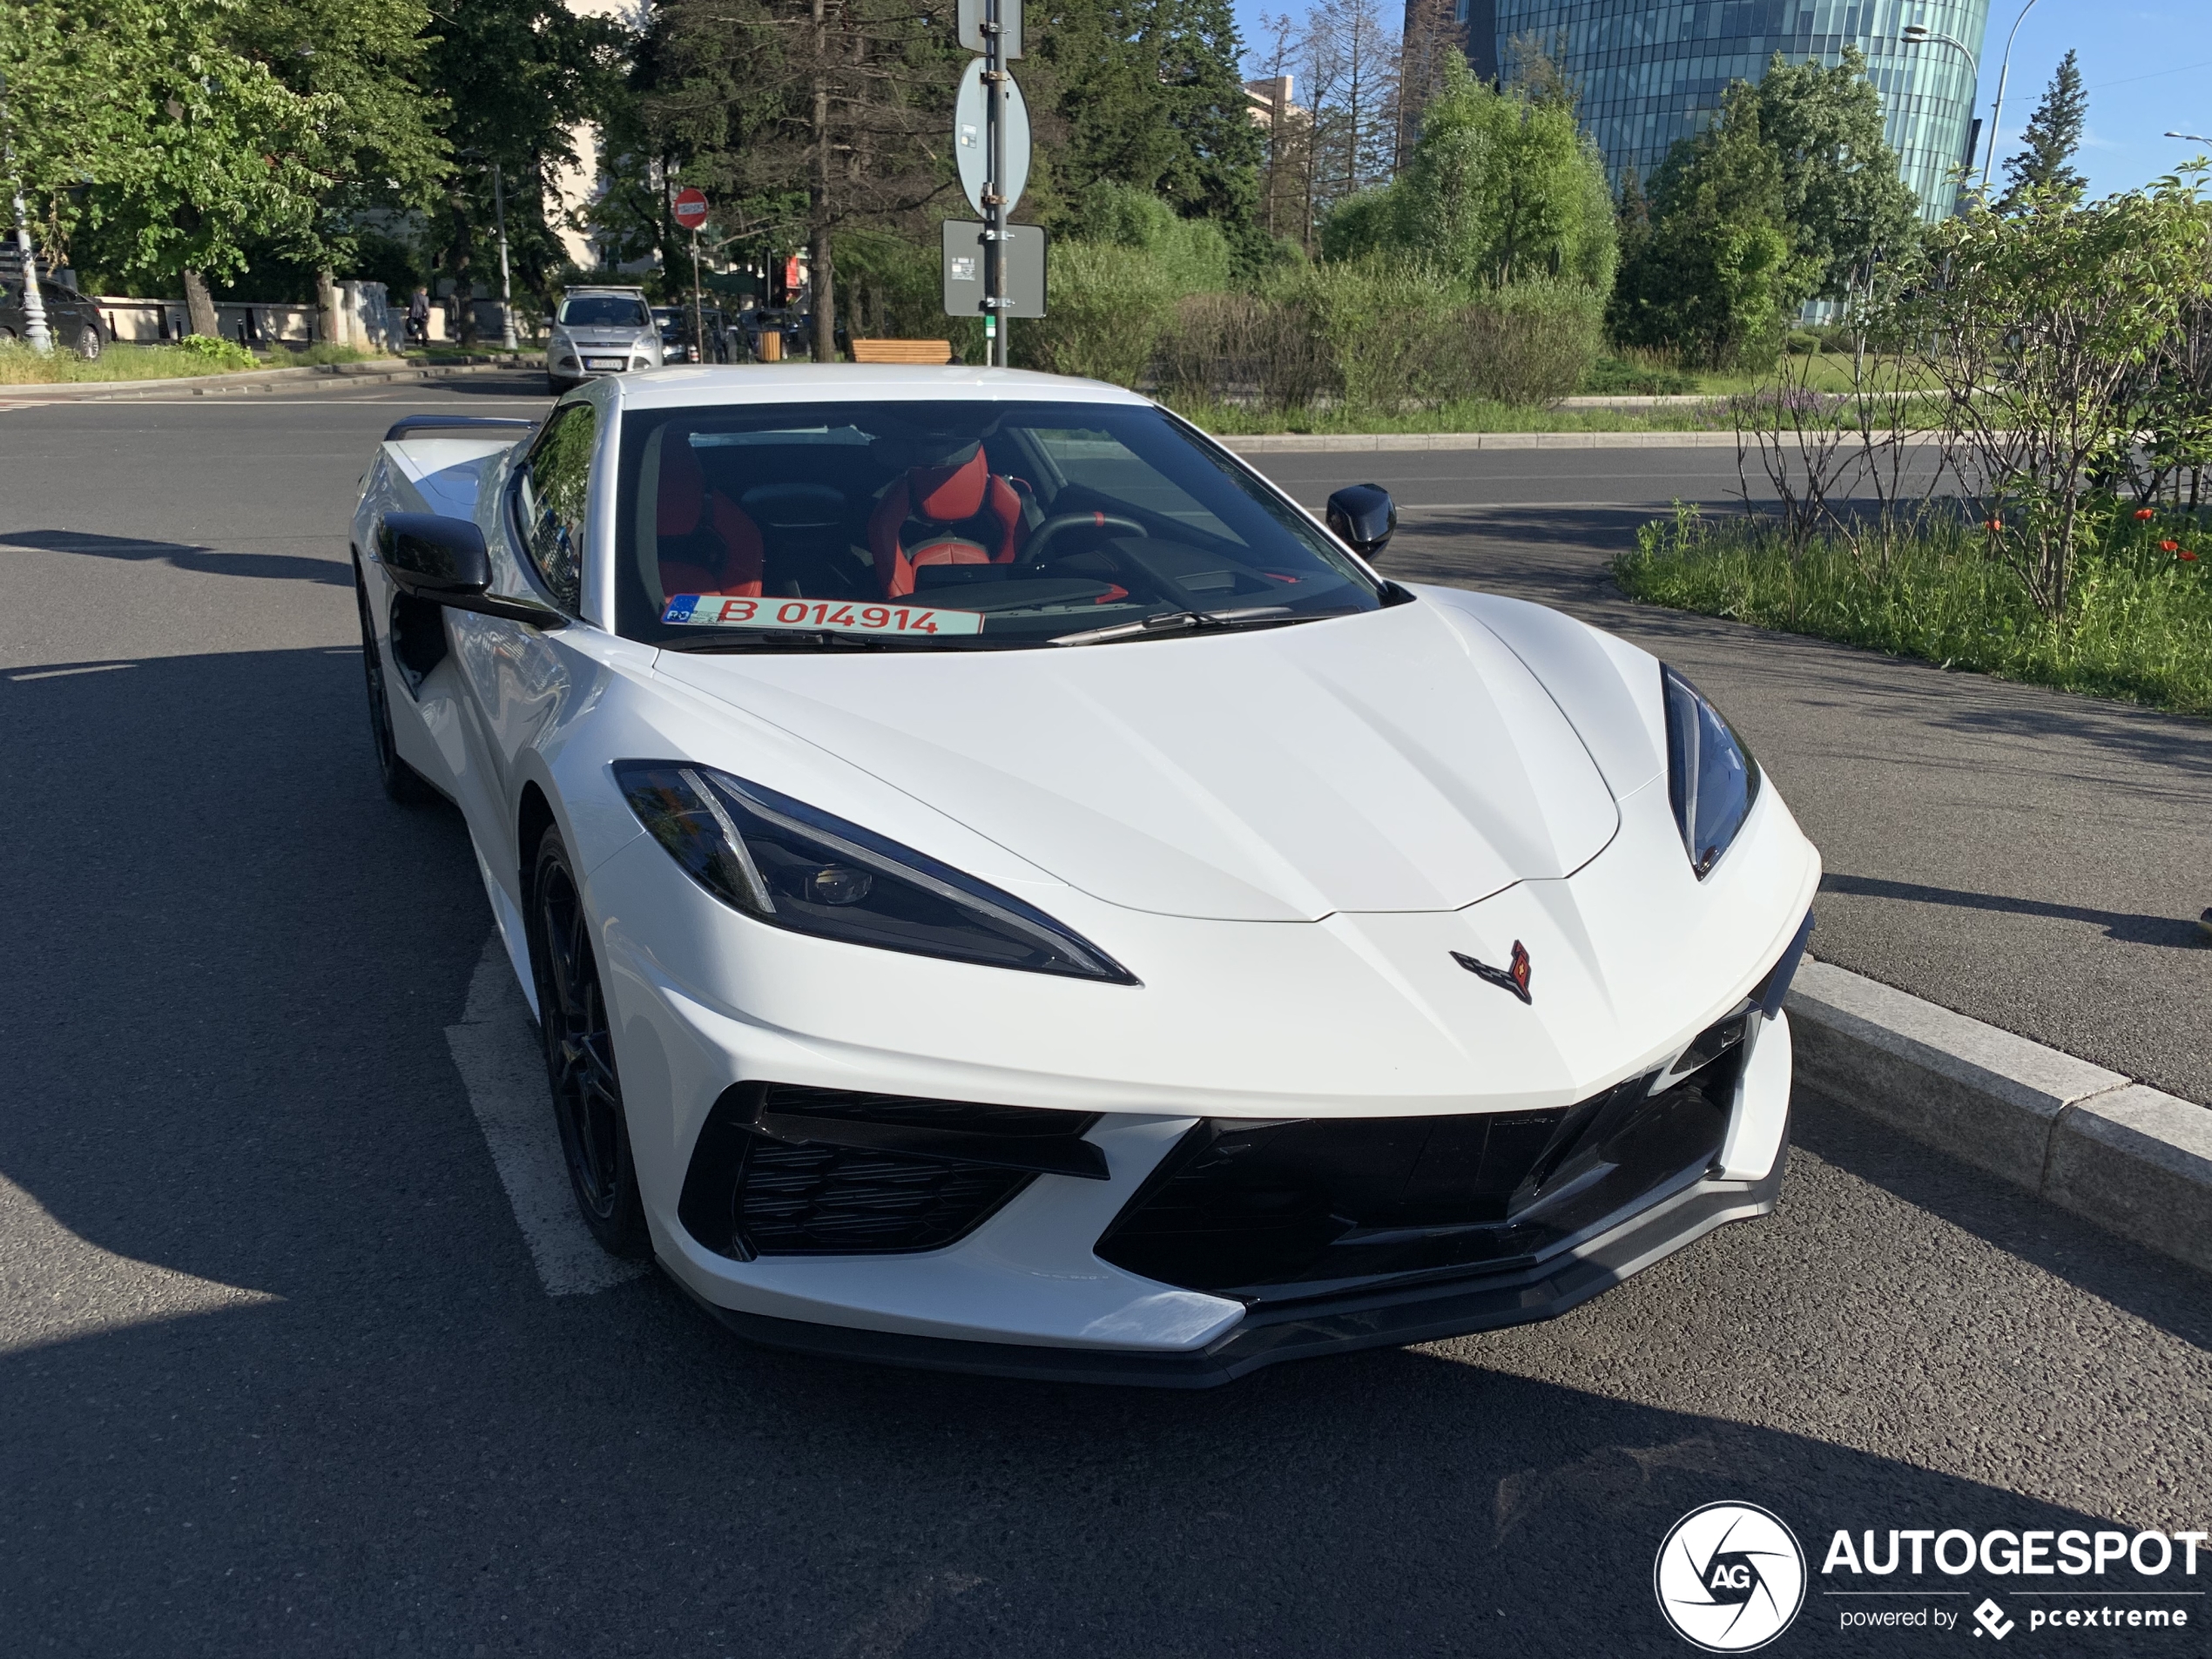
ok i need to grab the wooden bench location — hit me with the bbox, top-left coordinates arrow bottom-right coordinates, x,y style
848,339 -> 954,365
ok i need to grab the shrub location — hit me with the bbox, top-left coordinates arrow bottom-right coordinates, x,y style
174,334 -> 258,369
1016,241 -> 1178,384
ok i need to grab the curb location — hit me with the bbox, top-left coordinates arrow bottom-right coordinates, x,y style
0,354 -> 539,407
1784,960 -> 2211,1276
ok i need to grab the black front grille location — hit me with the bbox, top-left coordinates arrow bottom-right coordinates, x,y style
1095,1017 -> 1750,1305
678,1082 -> 1102,1259
734,1141 -> 1029,1254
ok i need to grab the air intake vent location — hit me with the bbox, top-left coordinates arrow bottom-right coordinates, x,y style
678,1082 -> 1103,1259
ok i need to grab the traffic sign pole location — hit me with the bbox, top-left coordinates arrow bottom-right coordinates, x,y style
985,0 -> 1007,368
671,187 -> 711,365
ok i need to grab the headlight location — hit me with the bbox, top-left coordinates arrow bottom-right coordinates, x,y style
1661,666 -> 1759,879
615,762 -> 1137,984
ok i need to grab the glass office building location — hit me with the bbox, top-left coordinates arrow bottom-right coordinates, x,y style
1459,0 -> 1991,219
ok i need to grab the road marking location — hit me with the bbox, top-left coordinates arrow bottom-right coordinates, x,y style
445,934 -> 647,1296
8,662 -> 138,681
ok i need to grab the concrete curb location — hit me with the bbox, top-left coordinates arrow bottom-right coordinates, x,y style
0,354 -> 538,408
1784,959 -> 2211,1275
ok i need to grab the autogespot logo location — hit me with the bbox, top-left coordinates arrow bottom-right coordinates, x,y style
1656,1503 -> 1808,1652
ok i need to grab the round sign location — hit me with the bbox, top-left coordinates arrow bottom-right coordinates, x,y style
672,187 -> 709,229
1654,1503 -> 1806,1653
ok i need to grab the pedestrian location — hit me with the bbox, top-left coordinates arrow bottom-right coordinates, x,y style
405,285 -> 431,347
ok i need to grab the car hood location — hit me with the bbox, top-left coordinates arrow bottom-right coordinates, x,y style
652,600 -> 1621,921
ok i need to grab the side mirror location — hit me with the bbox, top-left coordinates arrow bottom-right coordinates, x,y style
376,513 -> 565,627
1325,483 -> 1397,557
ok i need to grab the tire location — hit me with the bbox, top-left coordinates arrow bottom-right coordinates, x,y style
353,563 -> 438,805
530,826 -> 651,1259
71,320 -> 102,361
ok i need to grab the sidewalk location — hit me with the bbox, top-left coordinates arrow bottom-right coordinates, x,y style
0,353 -> 536,408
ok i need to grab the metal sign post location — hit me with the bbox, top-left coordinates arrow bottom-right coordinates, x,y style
672,187 -> 710,364
984,0 -> 1008,367
946,0 -> 1031,364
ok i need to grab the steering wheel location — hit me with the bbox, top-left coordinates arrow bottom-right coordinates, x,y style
1022,511 -> 1147,565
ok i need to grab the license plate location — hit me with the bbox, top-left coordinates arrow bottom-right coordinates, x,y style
583,356 -> 624,370
661,596 -> 984,637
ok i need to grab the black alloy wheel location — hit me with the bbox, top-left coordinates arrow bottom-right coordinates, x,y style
532,827 -> 650,1258
352,561 -> 436,804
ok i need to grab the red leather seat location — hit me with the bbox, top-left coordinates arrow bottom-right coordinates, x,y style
657,435 -> 765,599
866,448 -> 1024,599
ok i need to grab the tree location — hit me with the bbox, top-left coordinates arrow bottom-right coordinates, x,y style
1609,81 -> 1813,366
649,0 -> 957,360
225,0 -> 448,341
1035,0 -> 1265,269
2002,50 -> 2087,208
420,0 -> 627,341
1898,173 -> 2212,617
1,0 -> 333,334
1321,51 -> 1615,293
1751,46 -> 1919,298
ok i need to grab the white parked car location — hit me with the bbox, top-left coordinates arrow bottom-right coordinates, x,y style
546,287 -> 662,395
350,367 -> 1819,1385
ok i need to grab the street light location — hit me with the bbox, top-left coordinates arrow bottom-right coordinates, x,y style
1979,0 -> 2045,192
1899,24 -> 1983,202
0,71 -> 51,353
2165,131 -> 2212,147
490,163 -> 518,353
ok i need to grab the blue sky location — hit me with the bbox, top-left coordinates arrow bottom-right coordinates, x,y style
1229,1 -> 2212,202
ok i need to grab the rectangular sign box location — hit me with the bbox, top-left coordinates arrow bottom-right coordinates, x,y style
955,0 -> 1021,57
941,221 -> 1048,319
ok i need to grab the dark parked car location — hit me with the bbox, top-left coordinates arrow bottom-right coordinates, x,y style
653,303 -> 735,364
0,276 -> 106,359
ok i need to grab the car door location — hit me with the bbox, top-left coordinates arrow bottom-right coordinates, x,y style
445,404 -> 599,948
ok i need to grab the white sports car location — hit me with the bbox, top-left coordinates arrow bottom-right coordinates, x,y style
350,367 -> 1819,1386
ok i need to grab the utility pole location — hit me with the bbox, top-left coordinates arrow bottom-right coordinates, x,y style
0,72 -> 51,354
983,0 -> 1008,368
491,162 -> 518,352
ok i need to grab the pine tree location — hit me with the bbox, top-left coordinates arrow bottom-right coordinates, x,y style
2003,50 -> 2087,206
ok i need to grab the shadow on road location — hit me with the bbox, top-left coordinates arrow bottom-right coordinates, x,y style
1821,873 -> 2212,951
1,527 -> 352,586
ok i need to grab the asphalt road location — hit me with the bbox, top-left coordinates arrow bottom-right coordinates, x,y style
1,378 -> 2208,1658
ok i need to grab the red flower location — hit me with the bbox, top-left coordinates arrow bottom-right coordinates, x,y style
2161,539 -> 2179,551
2134,507 -> 2156,520
2182,550 -> 2201,563
1986,518 -> 2003,531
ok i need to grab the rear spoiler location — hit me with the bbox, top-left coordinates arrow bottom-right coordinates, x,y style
382,415 -> 539,443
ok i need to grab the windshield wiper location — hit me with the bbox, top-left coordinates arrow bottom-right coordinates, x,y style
1051,604 -> 1320,648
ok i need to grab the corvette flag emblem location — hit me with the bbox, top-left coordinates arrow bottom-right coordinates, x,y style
1453,941 -> 1533,1005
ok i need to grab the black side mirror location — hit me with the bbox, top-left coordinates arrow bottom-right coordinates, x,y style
377,513 -> 564,627
1325,483 -> 1397,557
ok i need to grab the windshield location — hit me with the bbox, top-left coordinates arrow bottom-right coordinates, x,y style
614,400 -> 1383,651
559,295 -> 650,328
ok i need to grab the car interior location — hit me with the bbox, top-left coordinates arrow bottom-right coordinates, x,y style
620,407 -> 1366,644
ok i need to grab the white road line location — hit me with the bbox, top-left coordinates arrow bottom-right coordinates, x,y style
445,934 -> 647,1296
8,662 -> 138,682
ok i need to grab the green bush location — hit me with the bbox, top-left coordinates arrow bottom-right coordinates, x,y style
174,334 -> 258,369
1015,240 -> 1179,384
1067,183 -> 1233,293
1615,502 -> 2212,716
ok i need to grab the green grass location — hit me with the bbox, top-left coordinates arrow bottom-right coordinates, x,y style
0,338 -> 394,384
1615,502 -> 2212,718
1168,395 -> 1733,435
1575,351 -> 1919,399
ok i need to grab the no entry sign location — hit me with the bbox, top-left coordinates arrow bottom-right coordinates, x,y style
672,187 -> 709,230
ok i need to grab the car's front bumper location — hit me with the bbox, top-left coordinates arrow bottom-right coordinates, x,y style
674,1128 -> 1790,1387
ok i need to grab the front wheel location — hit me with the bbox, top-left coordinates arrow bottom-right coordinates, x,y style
71,320 -> 102,361
532,826 -> 651,1259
